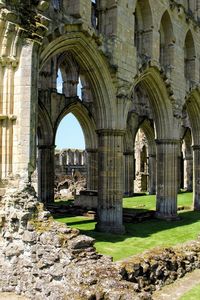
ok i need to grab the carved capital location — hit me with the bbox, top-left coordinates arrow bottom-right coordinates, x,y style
86,148 -> 98,153
96,129 -> 125,136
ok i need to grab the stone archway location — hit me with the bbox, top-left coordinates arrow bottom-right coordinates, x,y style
38,31 -> 126,233
185,88 -> 200,210
131,66 -> 181,219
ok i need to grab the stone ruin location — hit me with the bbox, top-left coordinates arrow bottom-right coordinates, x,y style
1,0 -> 200,298
1,183 -> 200,299
0,184 -> 141,300
54,148 -> 87,200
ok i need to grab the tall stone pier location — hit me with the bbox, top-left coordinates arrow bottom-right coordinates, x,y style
193,145 -> 200,210
156,139 -> 179,219
96,129 -> 125,234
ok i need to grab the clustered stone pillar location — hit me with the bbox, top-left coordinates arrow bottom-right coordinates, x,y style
86,148 -> 98,191
184,154 -> 193,192
156,139 -> 179,219
148,154 -> 156,195
96,129 -> 125,234
192,145 -> 200,210
38,145 -> 55,205
177,147 -> 182,192
124,151 -> 134,196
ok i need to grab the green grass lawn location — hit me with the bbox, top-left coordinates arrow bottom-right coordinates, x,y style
123,191 -> 192,211
55,192 -> 200,261
180,284 -> 200,300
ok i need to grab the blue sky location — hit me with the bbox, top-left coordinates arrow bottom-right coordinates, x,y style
55,70 -> 85,150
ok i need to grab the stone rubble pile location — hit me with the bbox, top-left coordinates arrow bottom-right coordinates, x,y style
55,174 -> 86,200
118,241 -> 200,294
0,184 -> 141,300
1,184 -> 200,299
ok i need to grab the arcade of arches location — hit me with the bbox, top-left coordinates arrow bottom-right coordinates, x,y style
0,0 -> 200,234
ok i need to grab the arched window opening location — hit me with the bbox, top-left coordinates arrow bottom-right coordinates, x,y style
55,113 -> 85,150
77,74 -> 93,102
134,128 -> 149,192
55,113 -> 86,200
182,128 -> 193,192
140,145 -> 147,173
56,68 -> 63,94
77,77 -> 83,100
53,0 -> 61,11
184,31 -> 196,85
159,11 -> 174,73
91,0 -> 99,29
134,0 -> 153,64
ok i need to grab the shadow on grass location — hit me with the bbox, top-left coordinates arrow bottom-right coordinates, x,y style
56,210 -> 200,243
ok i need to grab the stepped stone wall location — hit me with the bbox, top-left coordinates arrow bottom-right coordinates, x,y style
118,240 -> 200,294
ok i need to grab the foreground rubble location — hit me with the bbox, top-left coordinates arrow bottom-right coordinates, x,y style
0,185 -> 141,300
1,184 -> 200,299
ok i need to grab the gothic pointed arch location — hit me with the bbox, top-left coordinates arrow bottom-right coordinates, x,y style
185,88 -> 200,209
159,10 -> 175,72
39,31 -> 116,129
54,102 -> 97,150
184,30 -> 196,85
185,88 -> 200,145
134,0 -> 153,62
133,67 -> 178,139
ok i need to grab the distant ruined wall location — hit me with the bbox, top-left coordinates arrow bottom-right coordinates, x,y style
55,148 -> 86,177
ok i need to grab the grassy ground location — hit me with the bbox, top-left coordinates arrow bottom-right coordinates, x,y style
55,192 -> 200,261
180,284 -> 200,300
123,191 -> 192,211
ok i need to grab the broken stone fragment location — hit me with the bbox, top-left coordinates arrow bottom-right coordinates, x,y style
68,235 -> 95,249
22,230 -> 37,243
39,231 -> 62,247
4,242 -> 24,257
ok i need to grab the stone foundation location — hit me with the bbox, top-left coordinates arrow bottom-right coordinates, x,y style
118,240 -> 200,294
74,190 -> 98,209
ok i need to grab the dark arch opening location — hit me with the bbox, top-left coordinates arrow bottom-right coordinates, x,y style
159,11 -> 175,73
184,30 -> 196,85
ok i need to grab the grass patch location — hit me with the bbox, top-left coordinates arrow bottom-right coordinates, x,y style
180,284 -> 200,300
123,192 -> 192,211
55,192 -> 198,261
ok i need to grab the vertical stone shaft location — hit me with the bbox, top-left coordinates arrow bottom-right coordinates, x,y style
192,145 -> 200,210
156,139 -> 179,219
38,145 -> 54,204
148,154 -> 156,195
96,129 -> 125,234
184,155 -> 193,191
124,151 -> 134,196
86,148 -> 98,190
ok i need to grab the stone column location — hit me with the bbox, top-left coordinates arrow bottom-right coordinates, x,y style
156,139 -> 179,219
37,145 -> 55,205
96,129 -> 125,234
86,148 -> 98,191
192,145 -> 200,210
124,151 -> 134,196
184,155 -> 193,192
148,154 -> 156,195
177,147 -> 182,192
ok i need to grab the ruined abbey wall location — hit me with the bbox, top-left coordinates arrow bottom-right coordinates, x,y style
0,0 -> 199,231
0,1 -> 200,298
